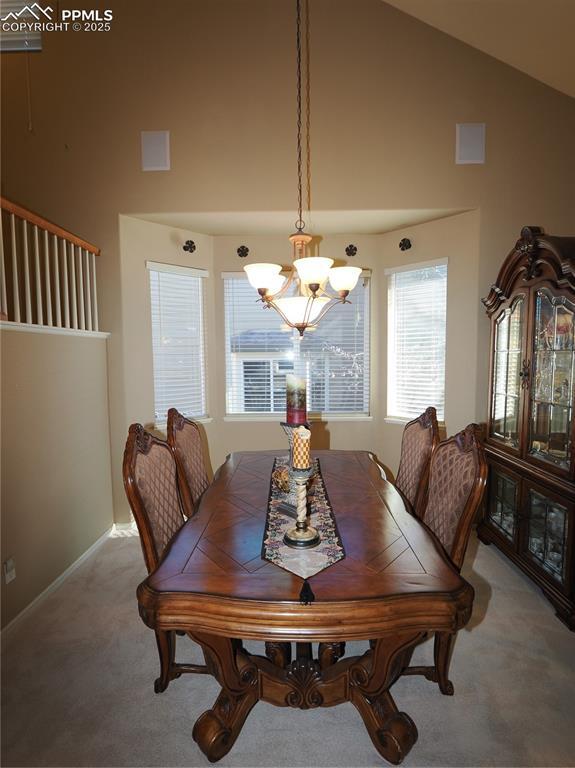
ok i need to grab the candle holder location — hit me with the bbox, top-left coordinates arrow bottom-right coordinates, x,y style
280,421 -> 311,469
283,466 -> 320,548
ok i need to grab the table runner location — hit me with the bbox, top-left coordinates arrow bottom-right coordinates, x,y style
262,457 -> 345,591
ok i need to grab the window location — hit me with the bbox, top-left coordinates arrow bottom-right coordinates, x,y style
148,262 -> 208,423
224,274 -> 370,415
0,1 -> 43,52
386,260 -> 447,421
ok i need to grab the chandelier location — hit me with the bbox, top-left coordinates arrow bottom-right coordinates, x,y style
244,0 -> 361,337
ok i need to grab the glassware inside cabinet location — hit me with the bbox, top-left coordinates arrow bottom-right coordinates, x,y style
490,297 -> 524,447
553,352 -> 572,405
527,490 -> 568,583
488,470 -> 517,540
529,290 -> 574,469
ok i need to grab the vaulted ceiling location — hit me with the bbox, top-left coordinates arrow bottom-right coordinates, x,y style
384,0 -> 575,99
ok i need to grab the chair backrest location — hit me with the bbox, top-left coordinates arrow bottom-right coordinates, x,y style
166,408 -> 209,519
395,407 -> 440,516
422,424 -> 487,570
123,423 -> 186,574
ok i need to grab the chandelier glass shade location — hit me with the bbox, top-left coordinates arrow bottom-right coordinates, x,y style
244,263 -> 282,290
293,256 -> 334,286
242,0 -> 362,336
275,295 -> 331,327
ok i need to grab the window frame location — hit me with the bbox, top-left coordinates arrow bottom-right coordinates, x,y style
222,271 -> 372,421
385,258 -> 448,424
147,260 -> 210,427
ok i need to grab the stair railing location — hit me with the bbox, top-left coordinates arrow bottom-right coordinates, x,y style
0,197 -> 100,331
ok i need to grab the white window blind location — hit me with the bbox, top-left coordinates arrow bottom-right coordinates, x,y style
387,260 -> 447,421
0,1 -> 43,52
224,274 -> 370,415
148,264 -> 207,423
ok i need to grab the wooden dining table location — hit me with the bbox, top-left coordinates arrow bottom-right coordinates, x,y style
137,449 -> 474,765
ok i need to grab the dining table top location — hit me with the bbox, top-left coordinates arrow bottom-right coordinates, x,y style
137,449 -> 473,642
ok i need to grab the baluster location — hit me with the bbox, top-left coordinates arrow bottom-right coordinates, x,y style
53,234 -> 62,327
84,249 -> 92,332
69,242 -> 78,329
0,214 -> 7,318
91,251 -> 99,331
77,244 -> 85,330
10,213 -> 20,322
22,219 -> 32,323
44,230 -> 52,326
33,224 -> 43,324
61,238 -> 70,328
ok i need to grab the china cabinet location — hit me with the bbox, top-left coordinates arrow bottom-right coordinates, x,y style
479,226 -> 575,629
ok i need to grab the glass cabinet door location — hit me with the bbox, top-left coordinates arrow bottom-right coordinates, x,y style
490,296 -> 525,447
487,467 -> 518,541
525,487 -> 569,585
529,289 -> 575,470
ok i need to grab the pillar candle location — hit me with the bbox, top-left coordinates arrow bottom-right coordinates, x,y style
286,373 -> 307,425
292,425 -> 311,470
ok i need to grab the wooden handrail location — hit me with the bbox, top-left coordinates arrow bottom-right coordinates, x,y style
0,197 -> 100,256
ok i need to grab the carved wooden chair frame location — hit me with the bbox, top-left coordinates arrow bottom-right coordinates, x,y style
396,406 -> 440,518
166,407 -> 209,520
123,423 -> 208,691
403,423 -> 487,695
441,424 -> 488,571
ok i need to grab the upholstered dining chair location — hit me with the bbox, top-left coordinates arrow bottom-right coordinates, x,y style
167,408 -> 210,520
123,423 -> 208,692
395,406 -> 440,517
402,423 -> 487,695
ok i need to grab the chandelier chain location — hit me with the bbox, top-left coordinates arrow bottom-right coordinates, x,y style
242,0 -> 362,335
295,0 -> 305,232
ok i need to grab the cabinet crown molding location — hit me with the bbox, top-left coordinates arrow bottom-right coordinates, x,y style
482,227 -> 575,316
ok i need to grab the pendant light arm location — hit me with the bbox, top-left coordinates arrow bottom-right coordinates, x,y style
312,284 -> 352,302
303,293 -> 315,327
304,295 -> 348,329
260,268 -> 297,301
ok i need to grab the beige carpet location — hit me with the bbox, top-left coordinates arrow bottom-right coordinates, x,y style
2,531 -> 574,767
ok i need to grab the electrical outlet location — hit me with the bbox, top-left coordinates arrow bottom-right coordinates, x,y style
3,558 -> 16,584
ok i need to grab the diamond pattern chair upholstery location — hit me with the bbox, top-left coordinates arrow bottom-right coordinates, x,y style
395,407 -> 439,517
123,423 -> 208,692
423,424 -> 487,570
167,408 -> 210,519
403,423 -> 487,695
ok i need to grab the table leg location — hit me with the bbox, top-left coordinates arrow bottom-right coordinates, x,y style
318,641 -> 346,669
434,632 -> 455,696
154,630 -> 176,693
348,632 -> 423,765
265,641 -> 292,668
191,633 -> 259,763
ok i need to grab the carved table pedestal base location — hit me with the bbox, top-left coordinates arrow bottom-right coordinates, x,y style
190,630 -> 424,765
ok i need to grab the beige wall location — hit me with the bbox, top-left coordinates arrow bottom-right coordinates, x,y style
378,210 -> 481,473
385,0 -> 575,98
2,0 -> 574,521
117,214 -> 215,524
0,329 -> 113,627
